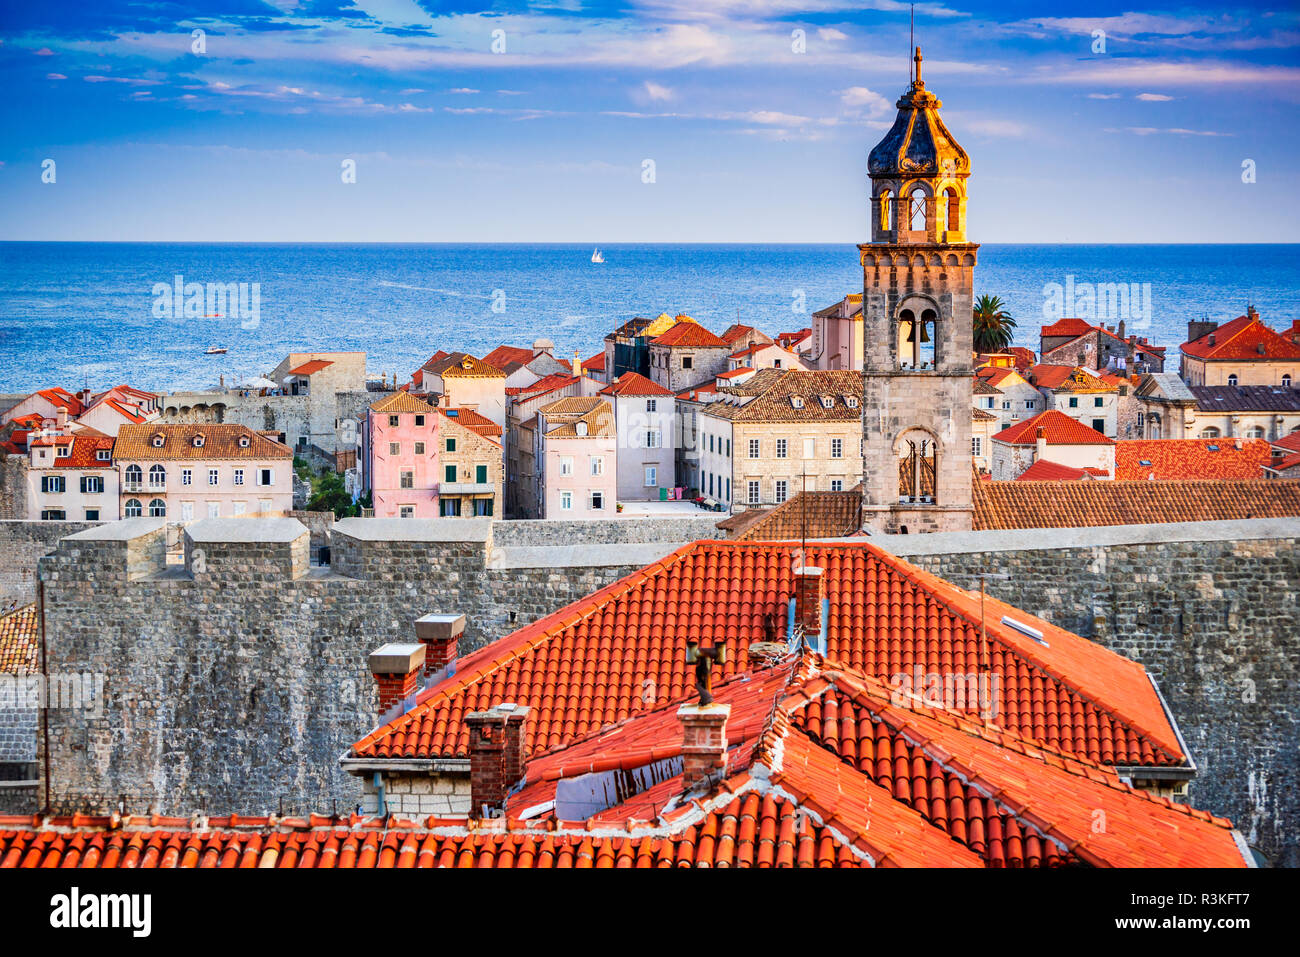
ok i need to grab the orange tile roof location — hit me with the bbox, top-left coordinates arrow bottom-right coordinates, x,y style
350,540 -> 1186,770
114,424 -> 291,461
976,366 -> 1020,387
0,603 -> 38,674
506,373 -> 578,399
1115,439 -> 1273,481
600,372 -> 672,397
776,329 -> 812,349
650,322 -> 728,349
1029,364 -> 1116,392
439,407 -> 502,438
369,392 -> 435,414
482,345 -> 535,370
1181,313 -> 1300,361
2,653 -> 1244,868
1014,459 -> 1095,481
287,359 -> 334,376
582,351 -> 606,371
974,478 -> 1300,529
1270,431 -> 1300,454
48,434 -> 114,469
1040,318 -> 1097,339
732,488 -> 862,541
993,409 -> 1113,446
33,387 -> 85,416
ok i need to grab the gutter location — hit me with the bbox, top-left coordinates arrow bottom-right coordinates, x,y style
1113,674 -> 1199,783
338,754 -> 470,775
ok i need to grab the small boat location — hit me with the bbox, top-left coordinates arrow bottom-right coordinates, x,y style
205,346 -> 228,355
591,247 -> 605,263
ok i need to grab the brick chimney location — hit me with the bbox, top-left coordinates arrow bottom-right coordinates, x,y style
677,703 -> 730,790
466,703 -> 531,818
414,613 -> 464,681
793,565 -> 824,640
368,643 -> 425,715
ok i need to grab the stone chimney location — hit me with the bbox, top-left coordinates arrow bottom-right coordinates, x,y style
466,703 -> 531,818
572,351 -> 582,378
793,564 -> 824,640
677,703 -> 730,790
56,407 -> 68,431
1036,425 -> 1047,461
414,613 -> 464,681
1187,319 -> 1218,343
368,643 -> 425,715
1118,319 -> 1126,340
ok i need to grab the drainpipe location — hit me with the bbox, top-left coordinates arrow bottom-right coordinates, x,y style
786,597 -> 796,647
373,771 -> 386,817
38,578 -> 50,814
820,597 -> 830,655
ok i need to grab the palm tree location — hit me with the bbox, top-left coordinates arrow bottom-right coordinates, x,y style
972,295 -> 1017,354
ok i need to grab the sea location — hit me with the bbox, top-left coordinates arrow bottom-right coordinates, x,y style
1,242 -> 1298,394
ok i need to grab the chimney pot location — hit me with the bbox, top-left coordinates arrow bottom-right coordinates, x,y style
466,703 -> 531,818
677,703 -> 730,791
369,642 -> 426,715
414,612 -> 464,680
792,565 -> 824,641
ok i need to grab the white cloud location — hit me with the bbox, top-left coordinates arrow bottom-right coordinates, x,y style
1136,92 -> 1173,101
817,27 -> 848,42
448,87 -> 478,94
642,80 -> 674,101
839,86 -> 892,116
1087,93 -> 1121,99
46,73 -> 67,80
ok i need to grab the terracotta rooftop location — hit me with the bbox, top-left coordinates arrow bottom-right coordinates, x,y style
650,322 -> 728,349
1,651 -> 1246,867
350,539 -> 1187,771
286,359 -> 334,377
421,352 -> 505,379
114,424 -> 291,461
1181,313 -> 1300,361
974,478 -> 1300,529
703,370 -> 862,423
482,345 -> 535,370
0,603 -> 37,674
730,488 -> 862,542
600,372 -> 673,398
32,387 -> 85,417
1014,459 -> 1097,482
1115,439 -> 1274,481
369,392 -> 435,415
582,351 -> 606,372
439,407 -> 502,439
1029,364 -> 1117,393
993,410 -> 1113,446
44,433 -> 114,469
539,397 -> 615,438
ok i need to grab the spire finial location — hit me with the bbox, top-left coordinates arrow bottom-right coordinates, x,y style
914,45 -> 923,86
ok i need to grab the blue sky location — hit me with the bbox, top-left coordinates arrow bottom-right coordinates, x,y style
1,0 -> 1297,242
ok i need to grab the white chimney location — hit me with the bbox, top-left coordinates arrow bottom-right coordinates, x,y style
56,407 -> 68,431
572,351 -> 581,378
1035,425 -> 1047,461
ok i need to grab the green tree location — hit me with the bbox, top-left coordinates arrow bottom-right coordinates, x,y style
973,295 -> 1017,354
307,471 -> 356,519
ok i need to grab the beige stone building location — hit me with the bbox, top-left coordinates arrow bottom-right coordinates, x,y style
435,408 -> 503,518
697,370 -> 863,509
1180,309 -> 1300,387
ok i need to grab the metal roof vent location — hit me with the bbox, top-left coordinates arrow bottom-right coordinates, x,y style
1001,615 -> 1049,647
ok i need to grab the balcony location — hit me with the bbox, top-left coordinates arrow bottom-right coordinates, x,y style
438,481 -> 495,495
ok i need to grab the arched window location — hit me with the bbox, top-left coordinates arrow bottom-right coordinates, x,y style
1200,427 -> 1220,439
1227,374 -> 1238,386
1246,426 -> 1266,439
1283,374 -> 1292,388
148,464 -> 166,489
898,430 -> 937,504
879,190 -> 893,232
125,464 -> 142,489
148,498 -> 166,517
909,188 -> 927,231
899,307 -> 937,370
124,498 -> 142,518
944,187 -> 959,233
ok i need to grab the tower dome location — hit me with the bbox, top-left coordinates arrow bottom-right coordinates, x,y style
866,47 -> 971,245
867,46 -> 970,178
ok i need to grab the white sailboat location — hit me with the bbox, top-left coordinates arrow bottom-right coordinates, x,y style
591,247 -> 605,264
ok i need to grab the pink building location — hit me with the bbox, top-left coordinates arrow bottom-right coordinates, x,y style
366,392 -> 440,519
535,396 -> 618,519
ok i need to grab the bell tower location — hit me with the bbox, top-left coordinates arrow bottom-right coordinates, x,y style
860,47 -> 978,533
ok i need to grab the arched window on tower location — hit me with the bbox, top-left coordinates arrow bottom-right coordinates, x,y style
898,307 -> 937,370
879,190 -> 893,232
909,188 -> 927,232
944,187 -> 959,234
898,430 -> 937,504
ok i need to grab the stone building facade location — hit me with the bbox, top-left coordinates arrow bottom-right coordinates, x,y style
860,48 -> 976,533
